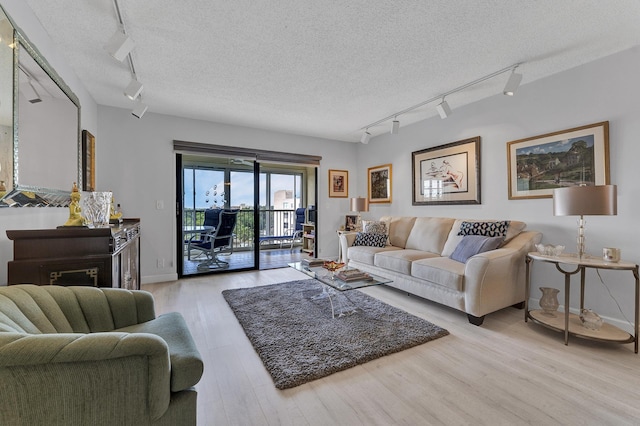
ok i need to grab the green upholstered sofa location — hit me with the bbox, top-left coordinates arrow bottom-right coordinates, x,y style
0,285 -> 203,425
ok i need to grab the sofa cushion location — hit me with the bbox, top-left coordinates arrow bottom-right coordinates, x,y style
405,217 -> 455,254
380,216 -> 416,248
353,232 -> 387,248
449,235 -> 504,263
348,245 -> 402,266
116,312 -> 204,393
374,250 -> 439,275
441,219 -> 527,257
362,220 -> 388,235
458,221 -> 510,237
411,257 -> 466,291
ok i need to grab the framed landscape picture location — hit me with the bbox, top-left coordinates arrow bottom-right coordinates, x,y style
368,164 -> 392,203
328,169 -> 348,198
507,121 -> 609,199
412,136 -> 481,205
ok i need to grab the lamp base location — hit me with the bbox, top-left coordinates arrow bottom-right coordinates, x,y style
576,215 -> 585,259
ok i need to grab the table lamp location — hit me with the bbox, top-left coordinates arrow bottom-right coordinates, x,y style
350,197 -> 369,231
553,184 -> 617,259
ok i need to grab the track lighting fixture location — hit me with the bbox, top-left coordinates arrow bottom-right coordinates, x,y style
360,129 -> 371,144
503,68 -> 523,96
391,119 -> 400,135
104,30 -> 134,62
108,0 -> 149,118
436,99 -> 452,119
132,101 -> 148,119
358,62 -> 524,139
124,79 -> 143,100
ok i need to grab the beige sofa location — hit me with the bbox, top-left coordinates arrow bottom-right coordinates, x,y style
339,216 -> 541,325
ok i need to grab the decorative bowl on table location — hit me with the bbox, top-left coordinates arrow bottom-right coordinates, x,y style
535,244 -> 565,257
322,261 -> 345,279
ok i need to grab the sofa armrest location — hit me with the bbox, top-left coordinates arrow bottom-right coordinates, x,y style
0,332 -> 171,420
338,232 -> 358,263
463,231 -> 542,317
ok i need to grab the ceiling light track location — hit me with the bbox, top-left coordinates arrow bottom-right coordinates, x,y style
107,0 -> 147,118
359,62 -> 523,136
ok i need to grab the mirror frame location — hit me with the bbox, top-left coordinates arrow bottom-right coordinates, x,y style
0,6 -> 81,207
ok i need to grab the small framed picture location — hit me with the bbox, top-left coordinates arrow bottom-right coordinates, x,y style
82,130 -> 96,191
368,164 -> 392,203
507,121 -> 610,199
345,215 -> 358,231
328,169 -> 348,198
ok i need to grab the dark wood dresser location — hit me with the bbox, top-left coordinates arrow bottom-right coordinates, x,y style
6,219 -> 140,289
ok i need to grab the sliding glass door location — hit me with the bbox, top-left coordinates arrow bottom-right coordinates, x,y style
177,154 -> 316,277
179,156 -> 256,276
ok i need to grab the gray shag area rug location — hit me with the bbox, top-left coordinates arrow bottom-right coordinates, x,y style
222,279 -> 449,389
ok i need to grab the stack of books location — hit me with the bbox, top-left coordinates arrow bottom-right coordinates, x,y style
335,269 -> 372,282
302,258 -> 325,267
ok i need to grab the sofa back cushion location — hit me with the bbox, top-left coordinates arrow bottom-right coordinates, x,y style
404,217 -> 455,254
441,219 -> 527,257
379,216 -> 416,248
0,285 -> 155,335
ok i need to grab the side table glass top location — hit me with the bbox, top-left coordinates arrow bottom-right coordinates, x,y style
288,262 -> 392,290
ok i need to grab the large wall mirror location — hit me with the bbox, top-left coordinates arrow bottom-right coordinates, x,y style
0,5 -> 81,207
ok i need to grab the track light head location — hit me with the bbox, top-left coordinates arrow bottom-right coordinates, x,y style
503,68 -> 523,96
436,99 -> 452,119
105,30 -> 134,62
360,130 -> 371,144
131,101 -> 148,119
124,79 -> 143,100
391,119 -> 400,135
21,81 -> 42,104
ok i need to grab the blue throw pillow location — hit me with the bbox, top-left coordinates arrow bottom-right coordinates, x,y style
450,235 -> 504,263
457,220 -> 510,237
353,232 -> 387,248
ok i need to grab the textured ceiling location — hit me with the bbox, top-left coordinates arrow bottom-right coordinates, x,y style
23,1 -> 640,142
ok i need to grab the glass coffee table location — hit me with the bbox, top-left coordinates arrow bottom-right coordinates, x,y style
288,261 -> 393,318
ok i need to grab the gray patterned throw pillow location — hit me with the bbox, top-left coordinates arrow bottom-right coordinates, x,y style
457,221 -> 510,238
353,232 -> 387,248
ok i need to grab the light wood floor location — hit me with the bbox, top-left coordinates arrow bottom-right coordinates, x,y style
143,268 -> 640,426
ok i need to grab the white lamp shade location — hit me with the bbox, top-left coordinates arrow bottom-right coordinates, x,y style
553,185 -> 617,216
350,197 -> 369,212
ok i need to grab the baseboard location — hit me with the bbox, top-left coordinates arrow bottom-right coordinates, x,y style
142,273 -> 178,284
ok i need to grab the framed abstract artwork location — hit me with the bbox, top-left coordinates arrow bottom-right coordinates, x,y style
507,121 -> 609,199
328,169 -> 348,198
412,136 -> 481,205
368,164 -> 392,204
82,130 -> 95,191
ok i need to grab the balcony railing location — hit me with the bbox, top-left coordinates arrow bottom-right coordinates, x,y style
183,208 -> 300,251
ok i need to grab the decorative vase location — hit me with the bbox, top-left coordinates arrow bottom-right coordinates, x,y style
539,287 -> 560,317
81,191 -> 112,227
579,309 -> 603,331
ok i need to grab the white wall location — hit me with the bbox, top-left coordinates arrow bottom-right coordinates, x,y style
0,0 -> 638,331
358,46 -> 640,330
0,0 -> 98,285
97,106 -> 359,283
